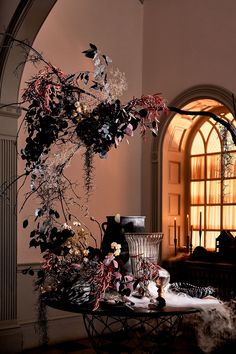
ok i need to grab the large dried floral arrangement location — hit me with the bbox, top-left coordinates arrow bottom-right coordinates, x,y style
0,37 -> 171,311
1,36 -> 236,317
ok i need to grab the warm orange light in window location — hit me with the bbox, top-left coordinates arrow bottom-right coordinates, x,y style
189,103 -> 236,249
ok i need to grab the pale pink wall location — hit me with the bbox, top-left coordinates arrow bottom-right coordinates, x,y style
143,0 -> 236,101
17,0 -> 143,263
142,0 -> 236,258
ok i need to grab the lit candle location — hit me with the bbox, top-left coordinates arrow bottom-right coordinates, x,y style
187,214 -> 190,235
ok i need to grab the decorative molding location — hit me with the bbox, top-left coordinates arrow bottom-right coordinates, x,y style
17,262 -> 42,272
168,126 -> 185,152
168,161 -> 180,184
0,103 -> 21,118
169,84 -> 236,111
0,139 -> 17,321
0,0 -> 57,79
168,193 -> 180,215
0,0 -> 35,98
0,0 -> 57,103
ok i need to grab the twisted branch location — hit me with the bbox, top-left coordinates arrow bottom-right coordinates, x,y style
168,106 -> 236,145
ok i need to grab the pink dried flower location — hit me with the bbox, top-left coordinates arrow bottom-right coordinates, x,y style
130,93 -> 169,136
90,261 -> 114,310
124,123 -> 134,136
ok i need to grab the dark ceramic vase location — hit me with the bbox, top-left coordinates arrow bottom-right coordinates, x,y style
101,215 -> 146,266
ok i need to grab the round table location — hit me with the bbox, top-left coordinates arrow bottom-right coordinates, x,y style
46,299 -> 199,353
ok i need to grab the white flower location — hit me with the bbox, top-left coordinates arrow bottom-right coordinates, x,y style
114,249 -> 121,257
73,221 -> 81,226
74,101 -> 81,108
111,242 -> 121,256
111,242 -> 117,249
63,223 -> 72,230
83,249 -> 89,256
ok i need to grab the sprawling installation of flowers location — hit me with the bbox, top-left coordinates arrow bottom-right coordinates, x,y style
4,39 -> 170,311
1,36 -> 236,315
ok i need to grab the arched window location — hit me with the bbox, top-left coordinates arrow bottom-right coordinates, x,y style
151,86 -> 236,259
190,111 -> 236,249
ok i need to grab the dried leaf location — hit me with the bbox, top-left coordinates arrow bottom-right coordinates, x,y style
23,219 -> 28,228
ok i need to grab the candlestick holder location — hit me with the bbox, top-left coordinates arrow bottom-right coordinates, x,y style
189,242 -> 193,254
199,230 -> 202,247
190,225 -> 193,254
174,237 -> 177,256
186,235 -> 190,253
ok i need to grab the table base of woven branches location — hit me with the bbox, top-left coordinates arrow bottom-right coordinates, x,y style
82,306 -> 199,354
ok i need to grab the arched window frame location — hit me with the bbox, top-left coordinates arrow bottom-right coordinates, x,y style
189,112 -> 236,249
151,85 -> 236,259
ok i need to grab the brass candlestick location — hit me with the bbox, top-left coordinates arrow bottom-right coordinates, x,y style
156,277 -> 164,297
155,277 -> 166,309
